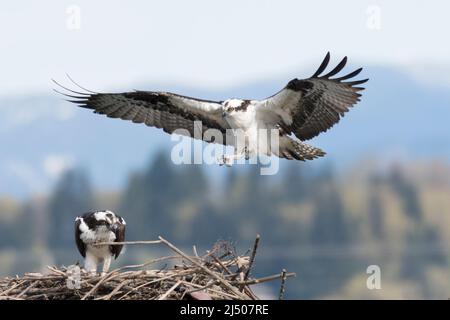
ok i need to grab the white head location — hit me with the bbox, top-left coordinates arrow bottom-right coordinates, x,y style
222,99 -> 250,116
94,210 -> 126,226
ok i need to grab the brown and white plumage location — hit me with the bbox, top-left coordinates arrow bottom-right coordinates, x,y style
75,210 -> 126,273
55,52 -> 367,163
258,52 -> 367,142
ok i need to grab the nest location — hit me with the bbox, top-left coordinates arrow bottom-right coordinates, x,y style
0,236 -> 294,300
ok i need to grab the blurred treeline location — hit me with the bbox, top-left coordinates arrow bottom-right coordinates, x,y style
0,151 -> 449,299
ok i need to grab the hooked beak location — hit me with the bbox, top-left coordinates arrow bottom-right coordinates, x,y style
222,111 -> 227,118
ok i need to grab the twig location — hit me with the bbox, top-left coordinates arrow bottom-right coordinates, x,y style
244,234 -> 260,281
185,280 -> 216,294
116,270 -> 192,300
233,272 -> 296,286
210,254 -> 258,300
158,280 -> 182,300
97,280 -> 131,300
0,280 -> 25,296
158,236 -> 249,300
193,245 -> 199,258
210,254 -> 232,275
0,296 -> 25,300
16,282 -> 37,298
95,240 -> 162,246
279,269 -> 287,300
47,266 -> 66,276
81,271 -> 118,300
239,234 -> 260,292
113,255 -> 180,272
181,280 -> 238,300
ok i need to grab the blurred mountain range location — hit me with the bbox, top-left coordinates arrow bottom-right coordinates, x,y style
1,66 -> 450,198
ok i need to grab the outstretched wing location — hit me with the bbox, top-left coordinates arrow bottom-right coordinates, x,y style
258,52 -> 368,141
54,80 -> 232,145
74,218 -> 86,258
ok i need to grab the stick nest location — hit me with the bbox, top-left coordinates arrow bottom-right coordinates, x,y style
0,236 -> 294,300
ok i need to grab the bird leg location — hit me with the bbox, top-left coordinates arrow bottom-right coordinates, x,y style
84,252 -> 98,274
102,255 -> 112,275
217,148 -> 247,166
244,146 -> 250,160
217,154 -> 234,167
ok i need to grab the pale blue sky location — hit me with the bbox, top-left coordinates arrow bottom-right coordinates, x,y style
0,0 -> 449,96
1,1 -> 450,197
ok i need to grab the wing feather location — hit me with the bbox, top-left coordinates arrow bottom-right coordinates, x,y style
55,82 -> 231,145
74,218 -> 86,258
111,220 -> 126,259
258,52 -> 368,141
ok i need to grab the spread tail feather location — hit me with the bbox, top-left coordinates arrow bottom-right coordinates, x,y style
277,136 -> 326,161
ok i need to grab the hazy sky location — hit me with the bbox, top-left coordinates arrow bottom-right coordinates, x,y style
1,1 -> 450,197
1,0 -> 449,96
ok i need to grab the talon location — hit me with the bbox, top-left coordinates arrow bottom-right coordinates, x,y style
244,147 -> 250,160
217,155 -> 226,166
217,155 -> 234,167
224,157 -> 234,167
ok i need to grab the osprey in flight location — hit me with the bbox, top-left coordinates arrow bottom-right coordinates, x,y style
75,210 -> 126,273
56,53 -> 367,165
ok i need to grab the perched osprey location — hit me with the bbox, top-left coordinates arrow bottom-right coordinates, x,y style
55,53 -> 367,165
74,210 -> 126,273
